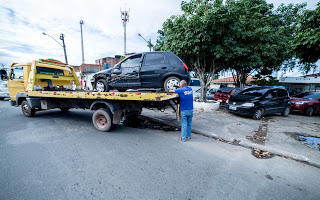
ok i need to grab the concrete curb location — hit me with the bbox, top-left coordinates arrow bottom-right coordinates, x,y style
140,114 -> 320,168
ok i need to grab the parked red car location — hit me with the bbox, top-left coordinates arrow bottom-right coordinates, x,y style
213,87 -> 242,104
290,91 -> 320,116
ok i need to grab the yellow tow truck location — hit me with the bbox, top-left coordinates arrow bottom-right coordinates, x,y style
7,59 -> 180,131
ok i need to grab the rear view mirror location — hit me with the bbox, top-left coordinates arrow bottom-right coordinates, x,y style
113,68 -> 121,74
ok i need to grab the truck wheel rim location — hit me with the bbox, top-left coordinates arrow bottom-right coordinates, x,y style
166,79 -> 179,89
96,114 -> 108,128
23,104 -> 29,114
96,82 -> 104,92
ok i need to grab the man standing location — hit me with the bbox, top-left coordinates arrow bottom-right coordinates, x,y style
169,80 -> 193,142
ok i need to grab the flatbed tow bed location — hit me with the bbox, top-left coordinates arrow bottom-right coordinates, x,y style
8,59 -> 180,132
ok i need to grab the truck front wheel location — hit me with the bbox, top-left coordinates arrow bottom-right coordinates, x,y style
92,109 -> 113,132
21,100 -> 35,117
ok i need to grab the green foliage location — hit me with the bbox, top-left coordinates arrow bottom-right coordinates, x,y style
290,2 -> 320,73
155,0 -> 307,100
120,56 -> 125,61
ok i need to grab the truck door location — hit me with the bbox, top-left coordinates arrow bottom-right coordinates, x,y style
111,54 -> 142,89
7,66 -> 25,102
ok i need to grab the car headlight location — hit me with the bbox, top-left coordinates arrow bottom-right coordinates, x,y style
241,102 -> 254,107
295,101 -> 308,105
226,100 -> 229,104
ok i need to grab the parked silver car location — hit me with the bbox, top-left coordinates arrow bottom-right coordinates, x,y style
193,88 -> 217,100
0,81 -> 9,100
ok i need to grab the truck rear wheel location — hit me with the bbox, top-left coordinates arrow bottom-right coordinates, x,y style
92,108 -> 113,132
21,100 -> 35,117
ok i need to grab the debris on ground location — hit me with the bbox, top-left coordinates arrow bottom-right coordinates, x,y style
252,149 -> 275,159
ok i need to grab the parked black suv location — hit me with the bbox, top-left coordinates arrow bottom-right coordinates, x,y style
226,87 -> 291,119
92,51 -> 190,92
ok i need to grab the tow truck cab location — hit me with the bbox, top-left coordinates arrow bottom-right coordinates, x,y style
8,59 -> 80,105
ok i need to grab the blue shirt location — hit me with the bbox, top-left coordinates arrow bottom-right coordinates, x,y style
175,86 -> 193,110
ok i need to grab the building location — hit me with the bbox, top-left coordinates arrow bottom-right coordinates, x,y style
211,76 -> 255,89
95,55 -> 121,69
279,73 -> 320,96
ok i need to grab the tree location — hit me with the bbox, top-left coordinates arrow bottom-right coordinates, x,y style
290,2 -> 320,73
155,0 -> 306,101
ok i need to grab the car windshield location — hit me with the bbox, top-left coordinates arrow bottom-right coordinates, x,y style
293,92 -> 320,99
239,88 -> 269,97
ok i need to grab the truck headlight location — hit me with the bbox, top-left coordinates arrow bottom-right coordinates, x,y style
241,102 -> 254,107
295,101 -> 308,105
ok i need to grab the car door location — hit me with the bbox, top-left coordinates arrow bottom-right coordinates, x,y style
277,89 -> 290,111
262,89 -> 280,114
140,52 -> 170,87
111,54 -> 142,88
7,66 -> 25,102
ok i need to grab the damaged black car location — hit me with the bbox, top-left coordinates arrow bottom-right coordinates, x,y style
92,51 -> 190,92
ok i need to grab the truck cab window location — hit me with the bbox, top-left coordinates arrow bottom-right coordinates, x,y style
11,67 -> 24,79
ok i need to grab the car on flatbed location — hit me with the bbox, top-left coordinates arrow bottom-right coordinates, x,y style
7,59 -> 180,132
92,51 -> 190,92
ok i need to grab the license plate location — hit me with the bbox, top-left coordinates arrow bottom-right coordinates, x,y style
217,99 -> 222,102
229,105 -> 237,110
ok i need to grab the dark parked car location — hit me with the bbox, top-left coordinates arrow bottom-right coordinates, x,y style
290,91 -> 320,116
92,51 -> 190,92
213,87 -> 242,104
226,87 -> 291,120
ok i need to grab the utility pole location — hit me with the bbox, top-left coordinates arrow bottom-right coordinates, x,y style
80,20 -> 85,65
121,8 -> 129,56
59,33 -> 68,64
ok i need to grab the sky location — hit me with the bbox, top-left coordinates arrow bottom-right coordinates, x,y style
0,0 -> 319,77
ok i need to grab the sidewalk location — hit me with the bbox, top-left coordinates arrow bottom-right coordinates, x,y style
141,108 -> 320,167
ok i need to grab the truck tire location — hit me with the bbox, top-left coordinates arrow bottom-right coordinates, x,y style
92,108 -> 113,132
21,100 -> 35,117
164,76 -> 181,92
95,79 -> 109,92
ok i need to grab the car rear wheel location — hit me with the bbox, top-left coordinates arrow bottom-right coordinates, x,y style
95,79 -> 109,92
305,107 -> 314,116
281,106 -> 290,117
21,100 -> 35,117
164,76 -> 181,92
253,108 -> 263,120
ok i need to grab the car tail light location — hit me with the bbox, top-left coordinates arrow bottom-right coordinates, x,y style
182,63 -> 189,73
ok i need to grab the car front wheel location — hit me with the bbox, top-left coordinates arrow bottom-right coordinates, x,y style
164,76 -> 181,92
305,107 -> 314,116
95,79 -> 109,92
253,108 -> 263,120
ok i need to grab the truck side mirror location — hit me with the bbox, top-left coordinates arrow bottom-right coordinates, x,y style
10,69 -> 14,80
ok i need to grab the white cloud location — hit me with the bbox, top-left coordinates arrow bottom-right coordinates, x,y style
0,0 -> 318,78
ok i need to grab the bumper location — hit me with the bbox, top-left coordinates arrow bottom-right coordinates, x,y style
226,104 -> 256,116
290,104 -> 307,113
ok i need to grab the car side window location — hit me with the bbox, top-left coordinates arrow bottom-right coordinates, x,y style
10,67 -> 24,79
121,54 -> 142,68
265,90 -> 277,99
143,53 -> 168,66
277,89 -> 288,97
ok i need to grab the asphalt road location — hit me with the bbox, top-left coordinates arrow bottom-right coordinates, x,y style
1,100 -> 320,200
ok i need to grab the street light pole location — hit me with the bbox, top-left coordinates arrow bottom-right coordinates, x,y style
59,34 -> 68,64
138,33 -> 153,52
42,32 -> 68,64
